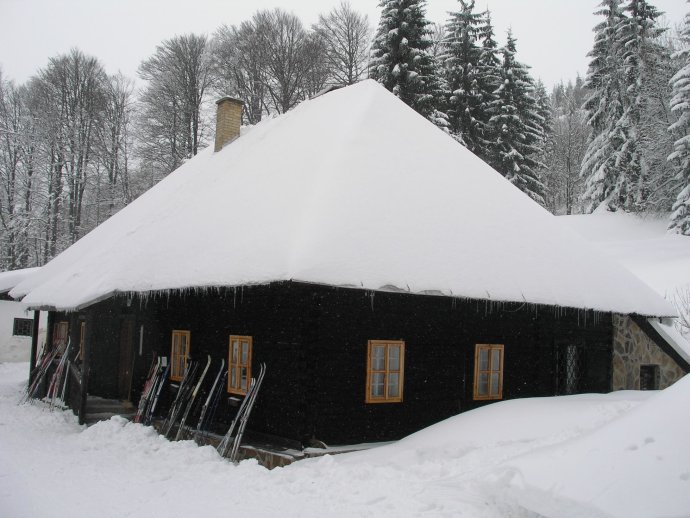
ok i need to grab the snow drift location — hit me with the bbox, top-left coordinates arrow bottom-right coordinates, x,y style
499,374 -> 690,517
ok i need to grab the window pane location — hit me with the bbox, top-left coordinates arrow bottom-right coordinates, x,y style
241,342 -> 249,364
372,345 -> 385,370
240,367 -> 248,390
388,345 -> 400,371
231,367 -> 237,388
479,348 -> 489,370
387,373 -> 399,397
491,349 -> 501,371
490,373 -> 500,395
371,372 -> 384,396
232,341 -> 238,363
478,373 -> 489,395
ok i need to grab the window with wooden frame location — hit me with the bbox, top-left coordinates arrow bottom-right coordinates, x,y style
170,330 -> 190,382
474,344 -> 504,400
53,321 -> 69,349
228,335 -> 252,395
366,340 -> 405,403
12,318 -> 33,337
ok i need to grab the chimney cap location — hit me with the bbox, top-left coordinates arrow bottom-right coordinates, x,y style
216,96 -> 244,106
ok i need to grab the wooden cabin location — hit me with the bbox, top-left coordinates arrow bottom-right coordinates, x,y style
13,81 -> 687,452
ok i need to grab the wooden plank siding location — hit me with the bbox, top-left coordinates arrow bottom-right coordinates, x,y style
61,281 -> 613,446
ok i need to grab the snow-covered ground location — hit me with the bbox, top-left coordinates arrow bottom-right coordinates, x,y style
2,362 -> 688,518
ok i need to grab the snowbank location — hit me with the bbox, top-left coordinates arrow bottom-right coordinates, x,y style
13,81 -> 673,317
500,374 -> 690,517
6,361 -> 686,518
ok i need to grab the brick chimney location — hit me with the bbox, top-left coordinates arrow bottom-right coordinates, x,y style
214,96 -> 244,152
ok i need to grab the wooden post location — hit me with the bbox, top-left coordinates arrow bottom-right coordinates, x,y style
46,311 -> 55,351
28,310 -> 40,385
78,314 -> 91,425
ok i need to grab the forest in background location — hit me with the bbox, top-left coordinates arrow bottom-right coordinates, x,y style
1,0 -> 689,272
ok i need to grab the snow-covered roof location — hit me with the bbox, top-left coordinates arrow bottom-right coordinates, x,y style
648,318 -> 690,367
561,210 -> 690,299
0,267 -> 41,295
11,80 -> 675,316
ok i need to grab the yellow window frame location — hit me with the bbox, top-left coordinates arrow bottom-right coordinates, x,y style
366,340 -> 405,404
228,335 -> 253,395
170,330 -> 190,381
473,344 -> 504,400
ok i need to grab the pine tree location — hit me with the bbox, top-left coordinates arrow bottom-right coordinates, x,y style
442,0 -> 485,149
615,0 -> 669,210
475,11 -> 502,168
581,0 -> 674,213
669,9 -> 690,235
370,0 -> 447,125
489,31 -> 545,205
581,0 -> 627,212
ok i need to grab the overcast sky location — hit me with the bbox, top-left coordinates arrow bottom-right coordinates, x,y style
0,0 -> 687,90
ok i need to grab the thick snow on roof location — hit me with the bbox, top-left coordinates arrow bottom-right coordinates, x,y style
561,210 -> 690,299
0,267 -> 41,295
11,80 -> 675,315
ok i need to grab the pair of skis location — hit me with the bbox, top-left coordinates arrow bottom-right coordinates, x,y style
22,342 -> 60,404
134,356 -> 169,425
162,358 -> 200,437
193,359 -> 227,443
163,355 -> 214,439
217,362 -> 266,462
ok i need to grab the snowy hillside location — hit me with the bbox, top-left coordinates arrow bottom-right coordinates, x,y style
1,362 -> 687,518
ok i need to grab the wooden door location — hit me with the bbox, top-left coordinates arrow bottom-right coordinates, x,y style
118,319 -> 135,401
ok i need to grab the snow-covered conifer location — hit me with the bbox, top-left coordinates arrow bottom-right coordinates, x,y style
370,0 -> 447,125
669,8 -> 690,235
489,31 -> 545,205
581,0 -> 627,212
582,0 -> 674,213
474,11 -> 502,168
615,0 -> 671,211
442,0 -> 485,150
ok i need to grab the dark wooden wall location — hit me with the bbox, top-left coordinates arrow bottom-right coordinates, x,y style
69,282 -> 613,446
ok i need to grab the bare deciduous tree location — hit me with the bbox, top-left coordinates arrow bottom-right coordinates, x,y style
315,2 -> 372,86
212,23 -> 268,124
31,50 -> 108,254
253,9 -> 318,113
138,34 -> 213,176
543,78 -> 590,214
93,73 -> 135,223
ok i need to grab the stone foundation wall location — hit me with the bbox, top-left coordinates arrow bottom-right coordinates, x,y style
612,314 -> 685,390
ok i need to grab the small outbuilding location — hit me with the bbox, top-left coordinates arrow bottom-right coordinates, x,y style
12,81 -> 687,450
0,268 -> 43,363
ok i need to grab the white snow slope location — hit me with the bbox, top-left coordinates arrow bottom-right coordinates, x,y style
1,362 -> 688,518
12,80 -> 673,316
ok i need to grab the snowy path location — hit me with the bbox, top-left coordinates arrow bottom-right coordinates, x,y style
0,362 -> 680,518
